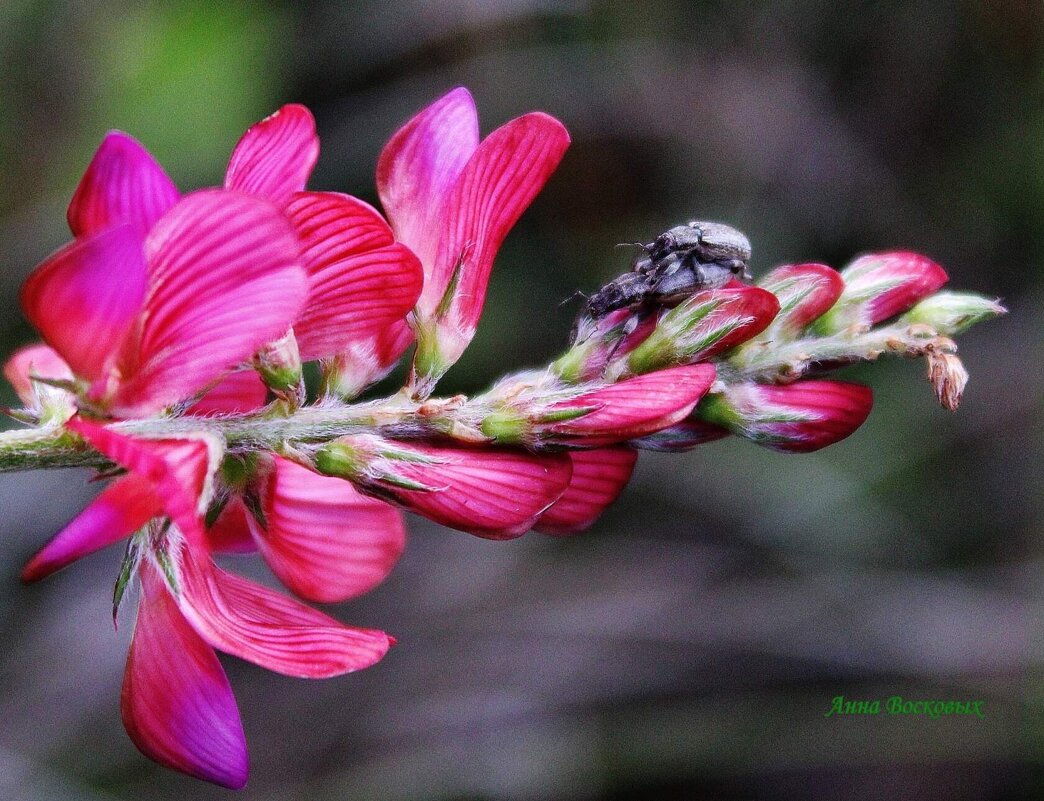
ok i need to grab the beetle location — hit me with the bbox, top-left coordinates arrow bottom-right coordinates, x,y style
572,220 -> 753,344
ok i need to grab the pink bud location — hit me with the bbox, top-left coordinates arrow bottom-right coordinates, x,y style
755,263 -> 844,338
815,252 -> 948,333
537,364 -> 717,447
622,285 -> 780,376
314,436 -> 573,539
695,380 -> 873,453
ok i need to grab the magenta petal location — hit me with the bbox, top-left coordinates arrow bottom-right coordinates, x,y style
548,364 -> 716,444
187,371 -> 268,416
535,447 -> 638,535
21,225 -> 147,382
68,131 -> 180,237
205,498 -> 257,555
420,112 -> 570,330
750,380 -> 873,453
68,419 -> 217,542
252,457 -> 406,603
757,263 -> 844,336
225,105 -> 319,208
114,190 -> 308,415
285,192 -> 424,361
123,564 -> 247,789
714,380 -> 874,453
377,87 -> 479,267
177,549 -> 392,678
820,251 -> 949,332
387,445 -> 573,539
859,252 -> 949,325
3,344 -> 73,408
328,319 -> 416,398
21,474 -> 160,582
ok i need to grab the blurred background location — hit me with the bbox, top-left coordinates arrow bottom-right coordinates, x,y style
0,1 -> 1041,799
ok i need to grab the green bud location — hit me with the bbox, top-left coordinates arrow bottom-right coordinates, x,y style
314,440 -> 367,479
900,292 -> 1006,336
480,410 -> 530,444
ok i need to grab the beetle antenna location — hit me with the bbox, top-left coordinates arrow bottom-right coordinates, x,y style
560,289 -> 588,307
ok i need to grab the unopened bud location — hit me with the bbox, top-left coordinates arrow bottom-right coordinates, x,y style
814,252 -> 948,334
693,379 -> 873,453
316,434 -> 572,539
752,263 -> 844,340
3,344 -> 76,425
622,286 -> 779,377
900,292 -> 1007,336
254,329 -> 304,406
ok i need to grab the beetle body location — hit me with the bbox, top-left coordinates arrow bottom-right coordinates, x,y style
575,220 -> 753,343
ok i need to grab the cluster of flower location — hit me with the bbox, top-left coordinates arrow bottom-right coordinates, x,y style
2,88 -> 1002,787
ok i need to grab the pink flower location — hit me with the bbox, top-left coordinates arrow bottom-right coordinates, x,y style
22,135 -> 309,416
375,87 -> 571,393
23,419 -> 392,787
693,379 -> 874,453
225,107 -> 424,375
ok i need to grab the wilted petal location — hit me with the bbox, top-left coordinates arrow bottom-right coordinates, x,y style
535,447 -> 638,535
68,131 -> 180,237
68,419 -> 221,540
816,252 -> 948,333
251,457 -> 405,603
4,343 -> 73,409
21,474 -> 159,582
420,112 -> 570,334
225,104 -> 319,208
377,87 -> 479,267
187,371 -> 268,416
285,192 -> 423,361
176,548 -> 392,678
756,263 -> 844,338
113,190 -> 308,415
123,564 -> 247,789
698,380 -> 873,453
380,444 -> 573,539
21,225 -> 147,382
546,364 -> 716,445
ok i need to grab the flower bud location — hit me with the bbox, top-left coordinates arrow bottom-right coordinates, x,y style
753,263 -> 844,339
693,380 -> 873,453
553,309 -> 658,384
621,285 -> 779,377
899,292 -> 1006,336
253,329 -> 304,407
813,252 -> 947,334
478,364 -> 716,448
314,434 -> 572,539
3,343 -> 77,424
